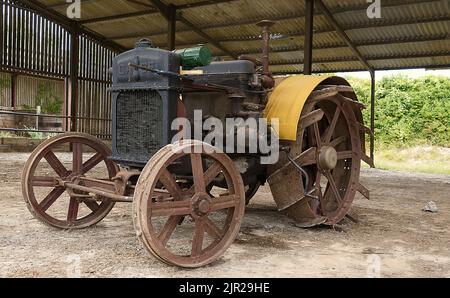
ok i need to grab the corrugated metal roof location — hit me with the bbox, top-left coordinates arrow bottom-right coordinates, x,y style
36,0 -> 450,73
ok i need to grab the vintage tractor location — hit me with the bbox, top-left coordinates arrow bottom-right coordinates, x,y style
22,21 -> 371,268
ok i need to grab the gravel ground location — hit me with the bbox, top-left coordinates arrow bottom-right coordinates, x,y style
0,153 -> 449,278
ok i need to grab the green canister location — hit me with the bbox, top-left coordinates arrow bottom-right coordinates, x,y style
174,45 -> 212,70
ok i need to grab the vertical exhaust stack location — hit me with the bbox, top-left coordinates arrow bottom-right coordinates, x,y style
256,20 -> 276,89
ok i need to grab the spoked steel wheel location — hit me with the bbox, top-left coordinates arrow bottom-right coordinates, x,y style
22,133 -> 118,229
133,140 -> 245,268
269,91 -> 363,226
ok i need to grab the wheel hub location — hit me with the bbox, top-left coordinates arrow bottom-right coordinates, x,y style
318,146 -> 338,170
192,193 -> 212,216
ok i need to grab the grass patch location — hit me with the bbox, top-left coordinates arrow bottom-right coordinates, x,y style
0,131 -> 17,138
366,146 -> 450,175
23,127 -> 58,140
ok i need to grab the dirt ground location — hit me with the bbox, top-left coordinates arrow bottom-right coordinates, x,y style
0,152 -> 449,278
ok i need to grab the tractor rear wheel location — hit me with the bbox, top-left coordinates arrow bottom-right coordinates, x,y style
269,87 -> 368,226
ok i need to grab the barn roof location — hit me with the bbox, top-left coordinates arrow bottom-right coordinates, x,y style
29,0 -> 450,74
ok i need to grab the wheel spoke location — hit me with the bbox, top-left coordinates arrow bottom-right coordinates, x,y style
150,199 -> 192,217
204,161 -> 222,186
159,169 -> 183,200
187,161 -> 222,194
67,198 -> 80,222
153,189 -> 172,200
313,122 -> 322,149
324,171 -> 342,204
330,135 -> 346,147
32,176 -> 57,187
191,218 -> 205,257
191,153 -> 206,193
337,151 -> 353,160
158,215 -> 183,246
72,143 -> 83,174
83,200 -> 100,212
44,151 -> 69,177
324,107 -> 341,144
210,195 -> 238,211
204,217 -> 223,239
39,187 -> 65,211
297,147 -> 318,166
81,152 -> 104,174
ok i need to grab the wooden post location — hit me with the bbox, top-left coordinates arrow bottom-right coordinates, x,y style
69,29 -> 79,132
63,77 -> 69,132
304,0 -> 314,75
167,4 -> 176,51
370,69 -> 376,165
11,74 -> 17,110
0,2 -> 3,65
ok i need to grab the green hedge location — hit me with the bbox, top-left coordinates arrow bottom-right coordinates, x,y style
346,75 -> 450,147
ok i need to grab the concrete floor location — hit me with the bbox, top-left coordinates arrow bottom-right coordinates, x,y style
1,153 -> 449,277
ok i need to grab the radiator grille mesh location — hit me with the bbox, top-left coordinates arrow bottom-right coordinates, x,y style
115,90 -> 163,162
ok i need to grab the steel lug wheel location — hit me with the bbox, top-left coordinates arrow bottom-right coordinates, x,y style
133,140 -> 245,268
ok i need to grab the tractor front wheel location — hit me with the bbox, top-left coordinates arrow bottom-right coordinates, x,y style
133,140 -> 245,268
22,133 -> 118,229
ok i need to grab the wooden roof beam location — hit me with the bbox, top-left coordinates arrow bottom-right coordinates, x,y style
23,0 -> 125,52
78,0 -> 442,27
150,14 -> 449,45
147,0 -> 237,59
78,0 -> 238,25
269,51 -> 450,66
48,0 -> 99,9
177,15 -> 238,59
80,9 -> 159,24
107,4 -> 449,41
273,63 -> 450,75
150,33 -> 449,54
147,0 -> 171,18
126,0 -> 155,9
177,0 -> 238,9
315,0 -> 372,71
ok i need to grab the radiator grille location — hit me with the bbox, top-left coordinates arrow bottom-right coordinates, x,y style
115,90 -> 163,162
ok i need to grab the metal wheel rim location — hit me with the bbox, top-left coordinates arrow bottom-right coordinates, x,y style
287,95 -> 362,225
133,140 -> 245,268
22,133 -> 118,229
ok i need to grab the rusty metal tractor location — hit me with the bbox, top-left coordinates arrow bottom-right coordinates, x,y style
22,21 -> 372,268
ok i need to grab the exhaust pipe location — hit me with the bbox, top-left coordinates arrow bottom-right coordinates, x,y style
256,20 -> 276,89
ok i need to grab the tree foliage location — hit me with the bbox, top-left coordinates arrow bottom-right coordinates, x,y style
346,75 -> 450,147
